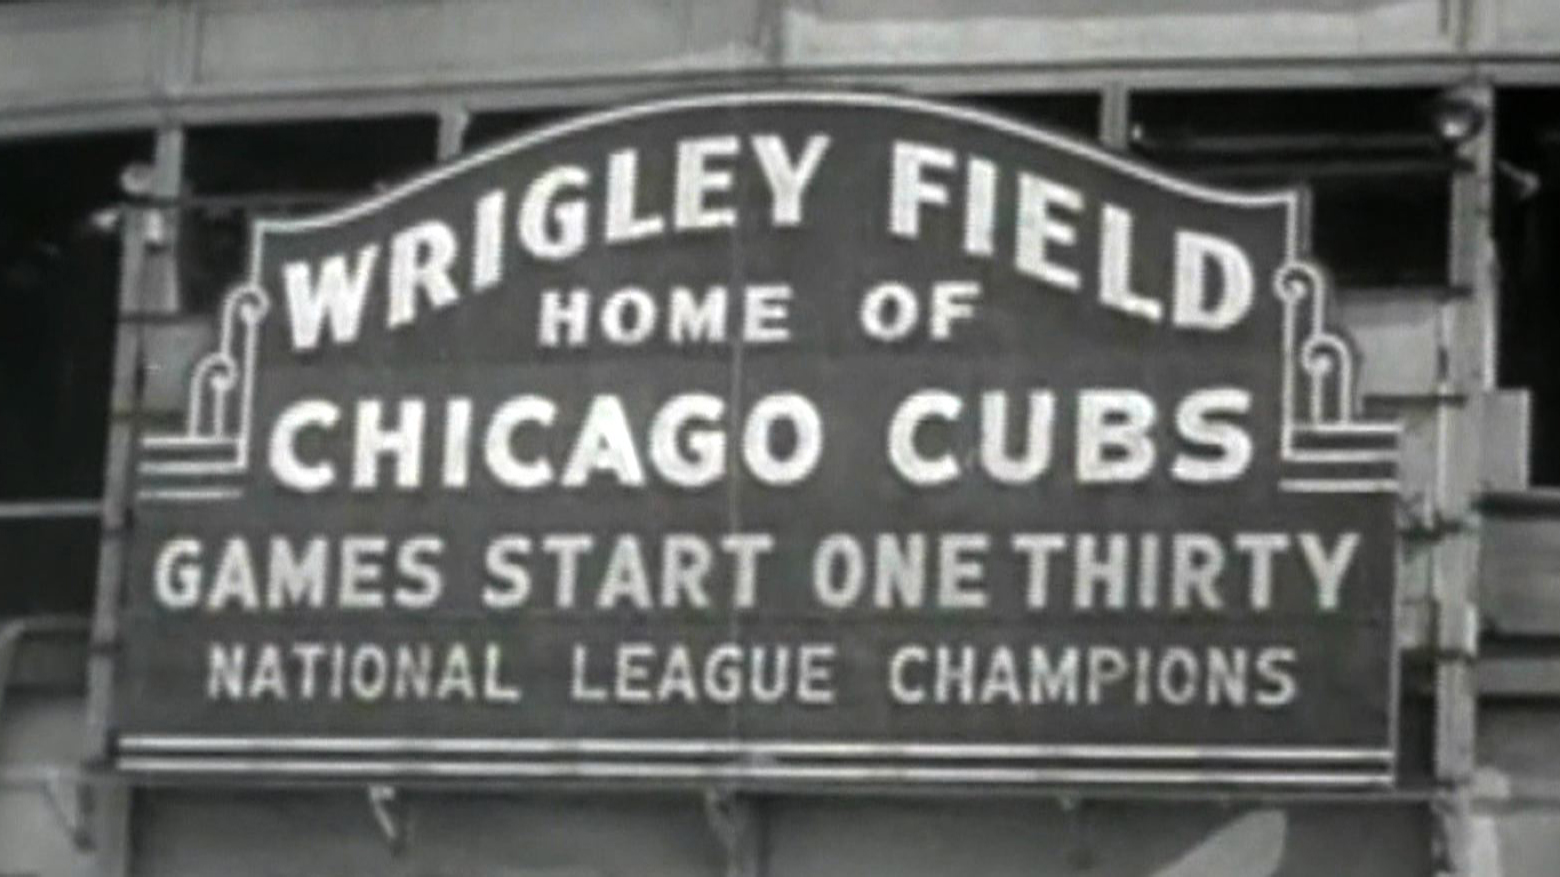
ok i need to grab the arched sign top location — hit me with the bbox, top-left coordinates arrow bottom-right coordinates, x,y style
223,88 -> 1330,363
118,90 -> 1400,791
256,90 -> 1303,240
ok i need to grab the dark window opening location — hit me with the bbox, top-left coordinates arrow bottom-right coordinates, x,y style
186,116 -> 438,197
464,107 -> 575,151
182,116 -> 438,314
0,519 -> 100,619
465,94 -> 1099,153
0,131 -> 150,619
0,132 -> 150,502
958,92 -> 1100,140
1130,89 -> 1451,289
1496,89 -> 1560,486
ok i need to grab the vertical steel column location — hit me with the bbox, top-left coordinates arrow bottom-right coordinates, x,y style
87,5 -> 199,866
144,129 -> 184,313
1099,82 -> 1131,151
438,105 -> 469,161
82,184 -> 146,877
82,120 -> 187,877
1433,80 -> 1496,877
706,789 -> 765,877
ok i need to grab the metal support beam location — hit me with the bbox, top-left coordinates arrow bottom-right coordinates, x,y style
1099,82 -> 1130,151
80,165 -> 167,877
367,784 -> 409,854
1,53 -> 1540,143
1432,79 -> 1495,877
123,127 -> 186,315
0,499 -> 102,520
705,789 -> 765,877
1060,797 -> 1095,869
437,104 -> 469,160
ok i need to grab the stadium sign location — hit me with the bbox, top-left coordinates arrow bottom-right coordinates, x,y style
114,91 -> 1400,787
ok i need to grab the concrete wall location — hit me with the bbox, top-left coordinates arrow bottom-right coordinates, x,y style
786,0 -> 1451,66
0,695 -> 94,877
0,0 -> 1556,132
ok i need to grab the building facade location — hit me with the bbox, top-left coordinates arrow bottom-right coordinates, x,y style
0,1 -> 1558,875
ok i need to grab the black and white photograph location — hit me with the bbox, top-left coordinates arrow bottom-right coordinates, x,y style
0,2 -> 1556,875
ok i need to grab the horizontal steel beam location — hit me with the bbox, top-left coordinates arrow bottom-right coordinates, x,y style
0,500 -> 101,521
0,56 -> 1558,142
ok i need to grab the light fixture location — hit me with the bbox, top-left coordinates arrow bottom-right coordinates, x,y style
1431,90 -> 1486,148
118,162 -> 155,198
86,206 -> 122,235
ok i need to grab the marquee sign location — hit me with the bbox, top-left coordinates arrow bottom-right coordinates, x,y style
113,91 -> 1400,787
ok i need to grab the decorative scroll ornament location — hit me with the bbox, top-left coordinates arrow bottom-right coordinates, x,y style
135,284 -> 269,502
1272,262 -> 1400,494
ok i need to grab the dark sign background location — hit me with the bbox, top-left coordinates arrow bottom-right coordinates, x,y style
114,92 -> 1398,786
